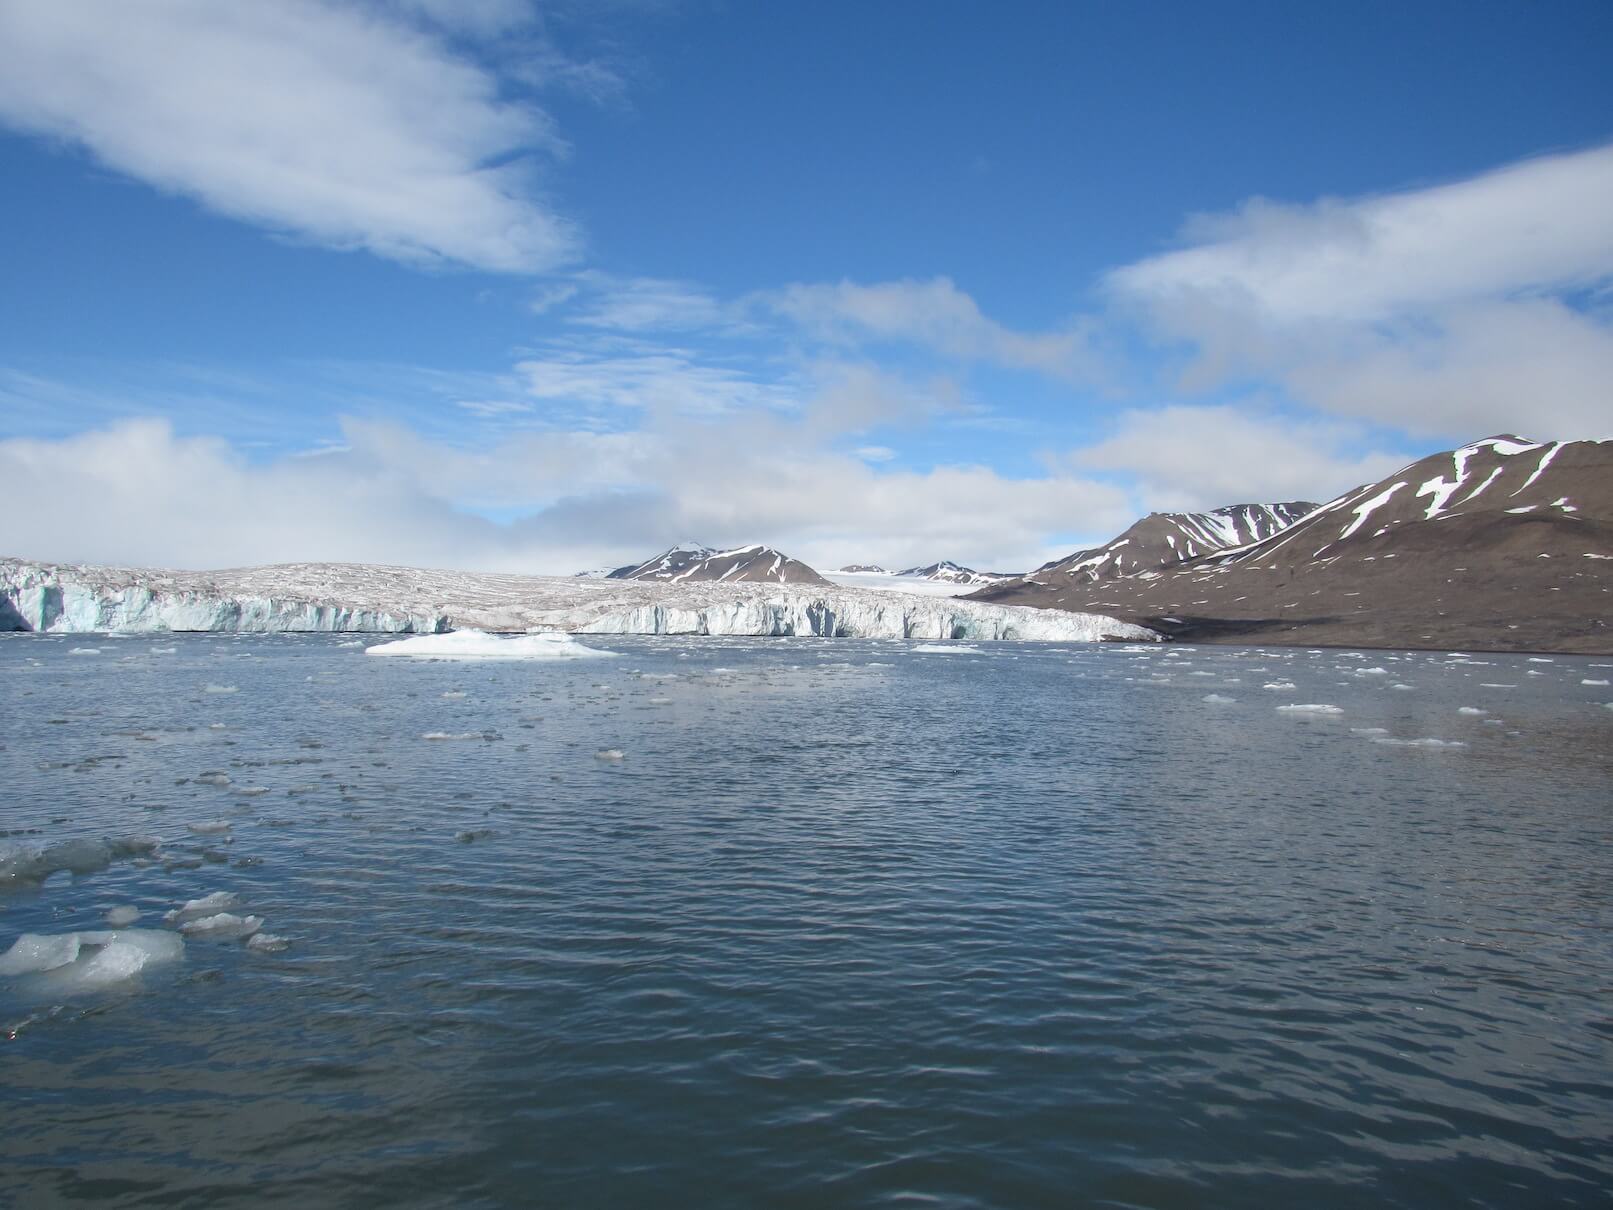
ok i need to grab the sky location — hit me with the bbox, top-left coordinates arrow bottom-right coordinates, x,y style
1,0 -> 1610,575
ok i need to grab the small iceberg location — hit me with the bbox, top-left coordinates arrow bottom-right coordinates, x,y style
365,630 -> 616,661
0,929 -> 184,995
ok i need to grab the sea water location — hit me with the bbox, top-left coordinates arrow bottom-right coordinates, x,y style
2,633 -> 1611,1207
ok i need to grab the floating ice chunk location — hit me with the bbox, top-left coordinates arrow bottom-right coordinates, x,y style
1357,667 -> 1388,676
1,929 -> 183,993
204,684 -> 240,694
1277,704 -> 1343,715
912,643 -> 981,654
594,749 -> 625,762
0,835 -> 159,887
246,932 -> 290,953
1262,681 -> 1297,691
1392,684 -> 1414,691
180,913 -> 263,940
0,932 -> 82,976
1351,727 -> 1389,737
187,820 -> 232,835
441,691 -> 467,699
69,647 -> 101,655
1202,694 -> 1237,704
165,891 -> 239,925
1583,678 -> 1610,687
366,630 -> 616,661
1458,707 -> 1486,716
105,905 -> 141,927
1371,737 -> 1467,749
195,772 -> 231,786
151,647 -> 177,654
421,731 -> 487,741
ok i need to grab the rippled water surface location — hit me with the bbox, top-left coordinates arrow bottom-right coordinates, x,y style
3,633 -> 1611,1208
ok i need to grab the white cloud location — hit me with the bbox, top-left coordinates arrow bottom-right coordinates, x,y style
566,273 -> 732,333
767,277 -> 1103,382
1070,405 -> 1412,513
516,340 -> 800,418
0,0 -> 576,272
1108,143 -> 1613,439
0,413 -> 1134,577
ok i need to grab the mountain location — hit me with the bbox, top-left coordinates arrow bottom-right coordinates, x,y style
895,561 -> 1016,586
608,543 -> 829,586
971,435 -> 1613,653
1031,502 -> 1316,583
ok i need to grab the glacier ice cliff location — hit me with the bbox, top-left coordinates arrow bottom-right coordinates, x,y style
0,557 -> 1158,643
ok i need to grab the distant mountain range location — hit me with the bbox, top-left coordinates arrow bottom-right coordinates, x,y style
607,543 -> 828,586
974,435 -> 1612,652
834,561 -> 1014,585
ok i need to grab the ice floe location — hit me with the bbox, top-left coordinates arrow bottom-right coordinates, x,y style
366,630 -> 617,660
105,905 -> 141,927
0,836 -> 160,889
1277,704 -> 1344,715
912,643 -> 981,654
0,929 -> 184,994
1202,694 -> 1237,704
179,913 -> 263,940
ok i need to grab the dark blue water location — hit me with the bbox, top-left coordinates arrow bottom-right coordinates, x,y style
3,633 -> 1611,1208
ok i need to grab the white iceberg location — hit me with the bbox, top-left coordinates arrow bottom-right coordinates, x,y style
367,630 -> 616,660
0,929 -> 183,994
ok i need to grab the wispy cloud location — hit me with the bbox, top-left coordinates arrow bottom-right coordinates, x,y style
1108,143 -> 1613,437
0,0 -> 579,272
766,276 -> 1104,382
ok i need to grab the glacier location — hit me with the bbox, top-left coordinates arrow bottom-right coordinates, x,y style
0,556 -> 1158,644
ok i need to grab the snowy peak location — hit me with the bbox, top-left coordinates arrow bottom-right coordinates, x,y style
1032,501 -> 1316,584
895,561 -> 1014,585
1214,435 -> 1610,565
607,544 -> 828,586
836,564 -> 891,574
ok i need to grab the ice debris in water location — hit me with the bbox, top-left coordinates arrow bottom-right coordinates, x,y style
1583,678 -> 1610,687
105,905 -> 141,927
422,731 -> 492,741
595,748 -> 626,762
1277,704 -> 1344,715
912,643 -> 981,654
366,630 -> 616,660
0,929 -> 183,993
1262,681 -> 1297,691
165,891 -> 239,925
187,820 -> 232,835
69,647 -> 101,655
0,836 -> 160,888
204,684 -> 240,694
1371,736 -> 1467,749
246,932 -> 290,954
1202,694 -> 1237,704
180,913 -> 263,940
1458,707 -> 1486,716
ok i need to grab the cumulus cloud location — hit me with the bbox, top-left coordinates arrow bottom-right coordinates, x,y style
1106,143 -> 1613,439
0,415 -> 1134,576
0,0 -> 576,272
1070,405 -> 1412,513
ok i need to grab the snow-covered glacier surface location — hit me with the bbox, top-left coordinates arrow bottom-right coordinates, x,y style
0,557 -> 1158,643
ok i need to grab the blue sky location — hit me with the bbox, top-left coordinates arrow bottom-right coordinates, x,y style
1,0 -> 1610,574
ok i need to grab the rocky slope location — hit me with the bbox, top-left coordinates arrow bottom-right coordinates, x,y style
1031,502 -> 1316,583
609,543 -> 827,585
973,436 -> 1612,653
0,557 -> 1156,643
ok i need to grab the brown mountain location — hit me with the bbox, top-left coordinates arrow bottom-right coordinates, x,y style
608,543 -> 828,586
1032,502 -> 1316,582
971,435 -> 1613,653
